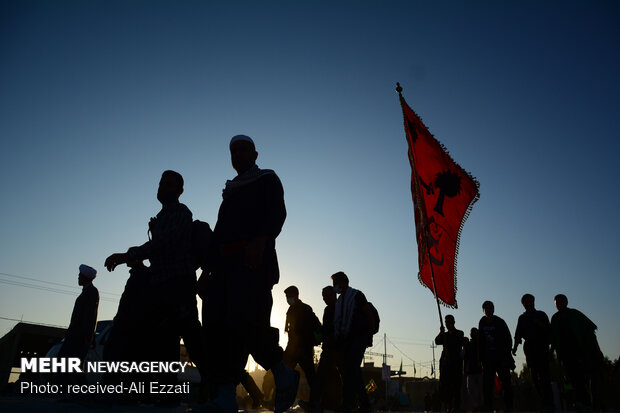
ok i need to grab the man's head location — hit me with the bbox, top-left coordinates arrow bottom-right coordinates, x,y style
470,327 -> 478,340
331,271 -> 349,295
284,285 -> 299,306
78,264 -> 97,286
230,135 -> 258,174
521,293 -> 535,311
554,294 -> 568,311
322,285 -> 337,306
482,300 -> 494,318
157,170 -> 184,205
445,314 -> 455,330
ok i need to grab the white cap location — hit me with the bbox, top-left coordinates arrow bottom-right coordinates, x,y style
79,264 -> 97,280
229,134 -> 255,149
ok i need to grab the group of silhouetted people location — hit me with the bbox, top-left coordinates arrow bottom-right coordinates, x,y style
434,294 -> 604,413
97,135 -> 299,412
55,134 -> 604,413
282,272 -> 377,413
60,135 -> 378,413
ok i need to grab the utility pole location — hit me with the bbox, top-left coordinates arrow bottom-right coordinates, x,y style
430,341 -> 437,380
383,333 -> 387,366
383,333 -> 388,404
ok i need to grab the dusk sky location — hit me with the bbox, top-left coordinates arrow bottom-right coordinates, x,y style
1,1 -> 619,377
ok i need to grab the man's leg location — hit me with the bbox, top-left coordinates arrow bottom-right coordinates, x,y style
473,373 -> 484,410
340,337 -> 369,413
530,360 -> 554,413
307,347 -> 339,410
440,365 -> 460,412
177,288 -> 209,381
194,270 -> 243,413
308,354 -> 326,410
237,280 -> 298,413
298,347 -> 317,395
481,364 -> 495,412
466,374 -> 482,411
540,364 -> 554,413
195,321 -> 244,413
497,366 -> 513,412
246,322 -> 299,413
439,368 -> 448,409
587,366 -> 602,411
449,369 -> 462,411
338,344 -> 354,412
203,263 -> 298,413
283,344 -> 298,370
564,361 -> 589,408
241,370 -> 264,408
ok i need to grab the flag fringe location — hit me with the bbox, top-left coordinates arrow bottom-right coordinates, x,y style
410,109 -> 481,310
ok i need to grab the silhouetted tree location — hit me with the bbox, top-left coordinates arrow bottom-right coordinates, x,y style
433,170 -> 461,216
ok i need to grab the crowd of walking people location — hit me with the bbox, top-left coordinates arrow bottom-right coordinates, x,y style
60,135 -> 379,413
57,134 -> 605,413
435,295 -> 605,413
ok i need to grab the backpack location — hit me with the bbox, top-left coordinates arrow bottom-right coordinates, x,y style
191,219 -> 213,268
367,302 -> 380,335
309,307 -> 323,346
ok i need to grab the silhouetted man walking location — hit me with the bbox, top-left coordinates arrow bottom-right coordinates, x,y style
301,285 -> 341,412
59,264 -> 99,365
512,294 -> 553,413
435,314 -> 464,413
464,328 -> 483,411
332,271 -> 373,413
199,135 -> 298,413
104,170 -> 206,392
55,264 -> 99,389
478,300 -> 514,412
284,286 -> 320,399
551,294 -> 603,411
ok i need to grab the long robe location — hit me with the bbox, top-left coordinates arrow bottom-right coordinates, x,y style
59,283 -> 99,361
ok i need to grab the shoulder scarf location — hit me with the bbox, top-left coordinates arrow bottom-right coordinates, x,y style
222,165 -> 276,199
334,287 -> 359,339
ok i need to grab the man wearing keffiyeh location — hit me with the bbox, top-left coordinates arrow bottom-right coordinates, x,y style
197,135 -> 298,413
331,271 -> 373,413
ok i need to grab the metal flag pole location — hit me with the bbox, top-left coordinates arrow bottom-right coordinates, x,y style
396,82 -> 444,330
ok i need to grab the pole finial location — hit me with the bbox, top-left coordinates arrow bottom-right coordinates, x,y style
396,82 -> 403,95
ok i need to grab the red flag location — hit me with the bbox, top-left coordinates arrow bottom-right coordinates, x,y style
399,90 -> 479,308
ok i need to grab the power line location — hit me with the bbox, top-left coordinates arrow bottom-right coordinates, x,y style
0,271 -> 120,297
386,336 -> 433,346
386,335 -> 415,362
389,339 -> 436,347
0,271 -> 87,291
0,278 -> 78,297
368,335 -> 384,352
0,279 -> 119,303
0,316 -> 67,329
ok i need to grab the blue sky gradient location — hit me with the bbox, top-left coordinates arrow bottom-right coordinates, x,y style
1,0 -> 619,375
